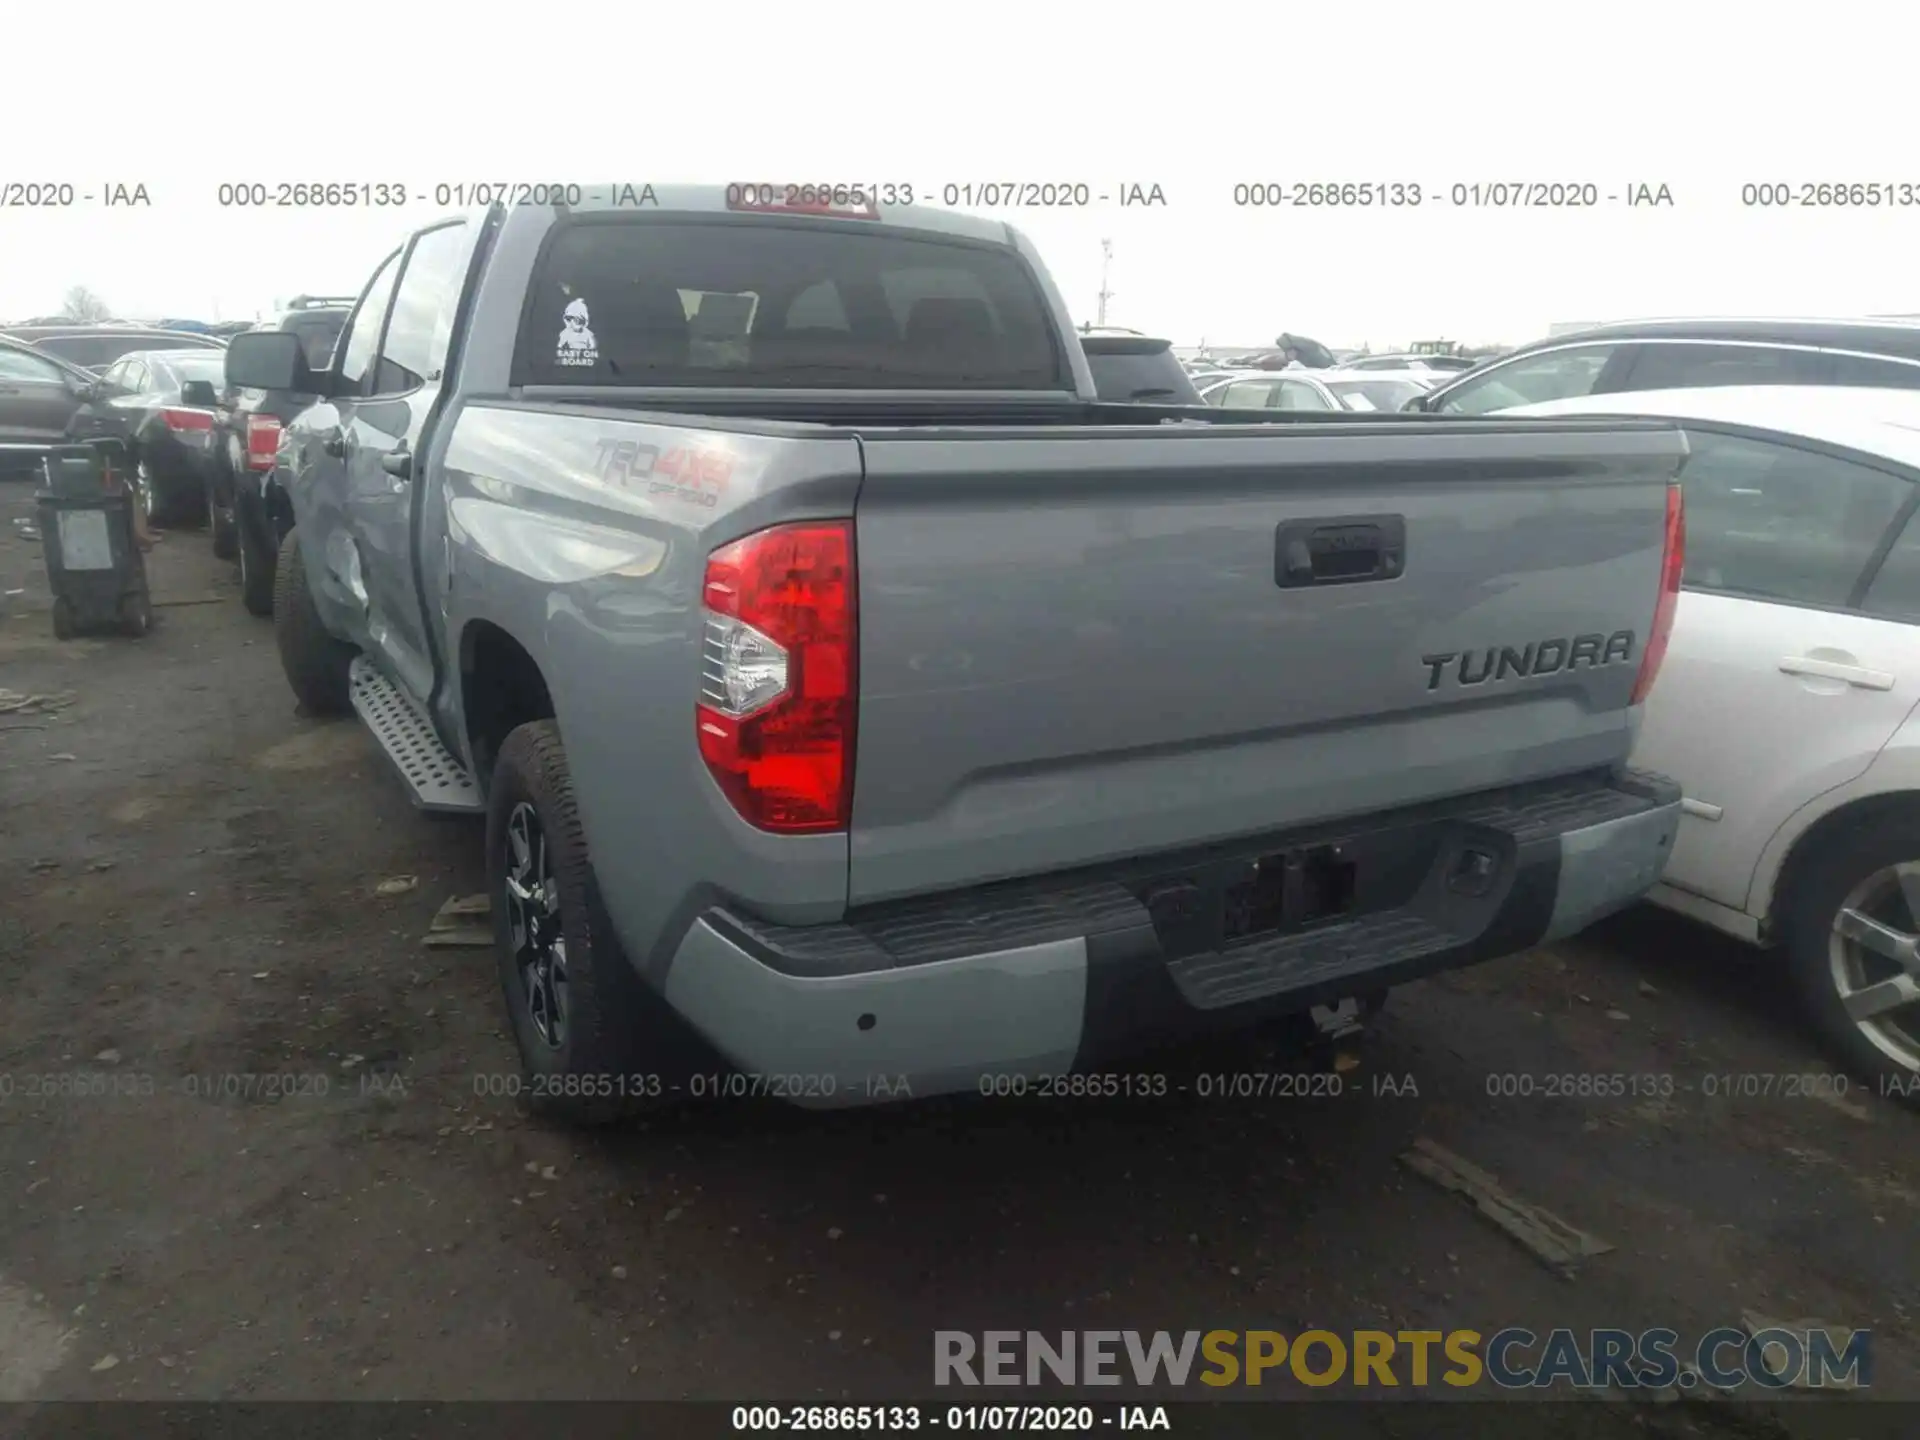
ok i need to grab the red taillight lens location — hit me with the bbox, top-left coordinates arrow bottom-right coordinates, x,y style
246,414 -> 282,470
695,521 -> 856,833
1631,483 -> 1685,705
162,407 -> 213,432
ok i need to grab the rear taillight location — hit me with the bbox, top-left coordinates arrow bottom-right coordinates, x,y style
1631,483 -> 1685,705
162,407 -> 213,433
246,414 -> 282,471
696,522 -> 856,833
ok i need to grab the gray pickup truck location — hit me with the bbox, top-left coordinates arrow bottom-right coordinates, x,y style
223,185 -> 1687,1124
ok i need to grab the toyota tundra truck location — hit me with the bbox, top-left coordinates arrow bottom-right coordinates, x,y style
222,184 -> 1687,1125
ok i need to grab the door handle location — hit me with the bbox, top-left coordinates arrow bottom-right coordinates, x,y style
322,430 -> 346,458
1779,656 -> 1895,690
1274,514 -> 1407,588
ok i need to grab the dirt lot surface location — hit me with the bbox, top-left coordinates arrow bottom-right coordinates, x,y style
2,488 -> 1917,1436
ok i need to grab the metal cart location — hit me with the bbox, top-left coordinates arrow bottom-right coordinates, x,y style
33,440 -> 153,639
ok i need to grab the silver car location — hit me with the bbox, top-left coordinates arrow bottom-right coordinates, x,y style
1199,369 -> 1435,413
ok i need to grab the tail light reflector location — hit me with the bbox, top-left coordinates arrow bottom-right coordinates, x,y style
162,407 -> 213,432
1631,483 -> 1685,705
696,521 -> 856,833
246,414 -> 283,470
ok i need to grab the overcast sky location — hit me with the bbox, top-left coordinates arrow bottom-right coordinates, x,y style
3,1 -> 1910,350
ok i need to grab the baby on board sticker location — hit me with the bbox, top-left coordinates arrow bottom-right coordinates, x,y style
556,297 -> 597,366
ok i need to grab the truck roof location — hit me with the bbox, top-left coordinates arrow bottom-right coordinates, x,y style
534,183 -> 1017,248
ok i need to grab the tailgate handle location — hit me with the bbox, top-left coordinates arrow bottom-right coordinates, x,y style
1275,514 -> 1406,588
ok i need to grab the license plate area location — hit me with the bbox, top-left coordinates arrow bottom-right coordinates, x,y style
1223,845 -> 1356,942
1132,823 -> 1445,962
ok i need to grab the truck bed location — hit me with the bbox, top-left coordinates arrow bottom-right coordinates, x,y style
512,385 -> 1682,434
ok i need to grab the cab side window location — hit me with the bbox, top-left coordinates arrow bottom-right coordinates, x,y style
370,223 -> 471,395
1682,430 -> 1910,608
1622,342 -> 1819,391
1859,504 -> 1920,621
1827,353 -> 1920,389
0,347 -> 68,383
1218,379 -> 1276,408
1431,345 -> 1616,415
336,249 -> 403,397
1271,379 -> 1334,411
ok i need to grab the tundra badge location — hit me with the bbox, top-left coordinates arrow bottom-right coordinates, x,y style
1421,631 -> 1635,691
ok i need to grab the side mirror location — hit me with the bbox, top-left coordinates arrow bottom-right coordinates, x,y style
225,330 -> 317,394
70,375 -> 98,400
1402,392 -> 1432,413
179,379 -> 219,408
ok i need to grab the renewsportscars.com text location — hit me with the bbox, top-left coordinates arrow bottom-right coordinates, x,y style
934,1327 -> 1871,1390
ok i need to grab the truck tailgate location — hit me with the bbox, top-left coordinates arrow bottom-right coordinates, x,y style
848,419 -> 1687,905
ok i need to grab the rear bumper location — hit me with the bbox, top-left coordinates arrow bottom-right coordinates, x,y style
658,768 -> 1681,1108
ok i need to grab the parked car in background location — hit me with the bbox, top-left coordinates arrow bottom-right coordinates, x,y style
1316,370 -> 1438,411
274,297 -> 358,365
0,333 -> 99,479
66,348 -> 227,524
206,297 -> 355,610
1199,369 -> 1433,413
1503,384 -> 1920,1093
1343,352 -> 1479,375
3,324 -> 227,374
1078,333 -> 1204,404
1415,317 -> 1920,415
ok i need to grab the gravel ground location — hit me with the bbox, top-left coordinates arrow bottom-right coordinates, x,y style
1,486 -> 1916,1437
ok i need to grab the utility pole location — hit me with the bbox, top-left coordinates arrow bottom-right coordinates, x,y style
1095,239 -> 1114,326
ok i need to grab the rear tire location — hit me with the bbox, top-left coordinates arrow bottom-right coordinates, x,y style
272,527 -> 355,714
487,720 -> 699,1127
209,476 -> 238,560
1779,811 -> 1920,1104
118,590 -> 152,637
237,498 -> 276,617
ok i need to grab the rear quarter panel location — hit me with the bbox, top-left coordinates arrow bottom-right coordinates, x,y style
429,402 -> 865,977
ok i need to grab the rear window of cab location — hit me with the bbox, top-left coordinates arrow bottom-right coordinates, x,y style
512,216 -> 1068,390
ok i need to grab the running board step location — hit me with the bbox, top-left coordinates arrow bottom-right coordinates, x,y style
349,657 -> 482,814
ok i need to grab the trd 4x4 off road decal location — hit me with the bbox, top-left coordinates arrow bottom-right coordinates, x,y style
593,437 -> 734,509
